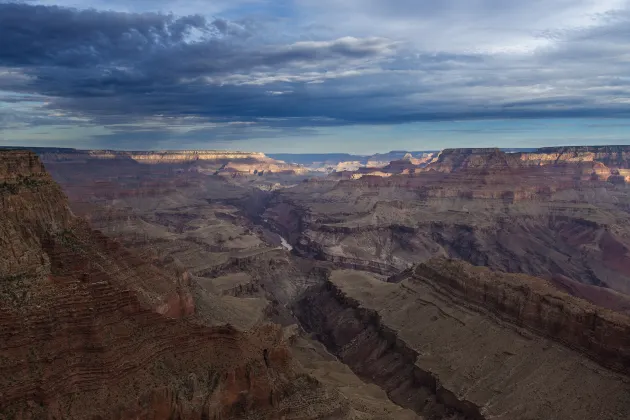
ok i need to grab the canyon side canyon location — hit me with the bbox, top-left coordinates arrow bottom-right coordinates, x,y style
2,146 -> 630,419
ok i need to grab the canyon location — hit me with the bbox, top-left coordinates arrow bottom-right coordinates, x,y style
265,147 -> 630,301
0,151 -> 412,420
3,145 -> 630,419
296,262 -> 630,419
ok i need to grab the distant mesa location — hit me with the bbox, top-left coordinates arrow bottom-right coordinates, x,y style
7,147 -> 310,176
337,145 -> 630,180
422,145 -> 630,180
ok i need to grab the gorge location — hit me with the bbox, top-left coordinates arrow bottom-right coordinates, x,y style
3,146 -> 630,419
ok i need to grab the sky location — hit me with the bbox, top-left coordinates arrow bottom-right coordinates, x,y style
2,0 -> 630,152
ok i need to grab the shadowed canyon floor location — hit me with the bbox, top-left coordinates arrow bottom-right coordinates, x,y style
3,147 -> 630,419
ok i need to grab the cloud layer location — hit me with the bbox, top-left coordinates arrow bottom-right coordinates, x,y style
2,0 -> 630,149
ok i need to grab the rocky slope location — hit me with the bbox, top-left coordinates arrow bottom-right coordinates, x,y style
16,144 -> 630,419
0,151 -> 349,420
295,261 -> 630,420
264,148 -> 630,303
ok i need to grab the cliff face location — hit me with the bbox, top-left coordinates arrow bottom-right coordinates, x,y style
425,146 -> 630,175
534,145 -> 630,168
0,151 -> 72,280
36,149 -> 268,163
428,148 -> 522,173
30,148 -> 309,175
0,150 -> 49,179
412,259 -> 630,374
266,144 -> 630,299
316,146 -> 630,178
296,265 -> 630,420
0,151 -> 346,420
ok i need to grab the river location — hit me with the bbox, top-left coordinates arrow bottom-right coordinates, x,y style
279,236 -> 293,251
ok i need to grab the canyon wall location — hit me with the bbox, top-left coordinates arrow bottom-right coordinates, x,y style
0,151 -> 346,420
28,147 -> 309,175
411,259 -> 630,373
265,144 -> 630,300
34,149 -> 268,163
296,264 -> 630,420
427,146 -> 630,177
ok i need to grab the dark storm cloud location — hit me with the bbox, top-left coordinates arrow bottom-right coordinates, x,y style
0,2 -> 401,134
0,3 -> 209,67
0,3 -> 392,73
3,0 -> 630,145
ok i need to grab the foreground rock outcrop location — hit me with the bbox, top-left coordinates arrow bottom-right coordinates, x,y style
0,151 -> 346,419
296,261 -> 630,420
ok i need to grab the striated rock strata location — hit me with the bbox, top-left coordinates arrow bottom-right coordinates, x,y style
425,146 -> 630,177
0,151 -> 346,420
410,259 -> 630,374
265,148 -> 630,298
29,147 -> 309,175
296,262 -> 630,420
34,149 -> 267,163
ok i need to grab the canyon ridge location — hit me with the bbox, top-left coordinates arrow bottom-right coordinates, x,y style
2,146 -> 630,419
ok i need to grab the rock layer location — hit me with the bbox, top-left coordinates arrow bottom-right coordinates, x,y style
296,264 -> 630,420
34,149 -> 267,163
411,259 -> 630,374
0,151 -> 346,420
265,150 -> 630,300
28,147 -> 309,175
414,146 -> 630,175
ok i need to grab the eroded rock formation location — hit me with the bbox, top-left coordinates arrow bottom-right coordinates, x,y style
296,262 -> 630,420
22,147 -> 309,176
425,146 -> 630,179
11,144 -> 630,419
0,151 -> 346,419
264,147 -> 630,301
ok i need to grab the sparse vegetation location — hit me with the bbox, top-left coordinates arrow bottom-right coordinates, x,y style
0,273 -> 33,306
0,175 -> 46,195
56,228 -> 82,252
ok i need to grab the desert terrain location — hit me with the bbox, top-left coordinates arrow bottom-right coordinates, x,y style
3,146 -> 630,419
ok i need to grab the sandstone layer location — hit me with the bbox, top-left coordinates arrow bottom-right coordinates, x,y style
296,262 -> 630,420
24,147 -> 309,176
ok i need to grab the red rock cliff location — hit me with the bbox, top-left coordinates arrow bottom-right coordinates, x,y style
0,151 -> 345,419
